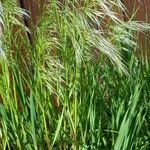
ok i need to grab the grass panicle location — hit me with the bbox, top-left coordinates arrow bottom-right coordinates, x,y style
0,0 -> 150,149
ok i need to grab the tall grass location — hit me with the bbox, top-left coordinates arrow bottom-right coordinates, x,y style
0,0 -> 150,149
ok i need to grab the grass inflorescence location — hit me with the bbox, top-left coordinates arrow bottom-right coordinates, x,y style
0,0 -> 150,149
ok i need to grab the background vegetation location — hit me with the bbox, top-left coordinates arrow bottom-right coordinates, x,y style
0,0 -> 150,149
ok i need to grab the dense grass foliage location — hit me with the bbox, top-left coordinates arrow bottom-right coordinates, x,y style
0,0 -> 150,149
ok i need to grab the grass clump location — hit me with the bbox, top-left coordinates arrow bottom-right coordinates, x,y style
0,0 -> 150,149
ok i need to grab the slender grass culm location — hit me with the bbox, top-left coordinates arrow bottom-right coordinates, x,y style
0,0 -> 150,150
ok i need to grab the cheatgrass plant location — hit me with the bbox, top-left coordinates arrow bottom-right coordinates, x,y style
0,0 -> 150,149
